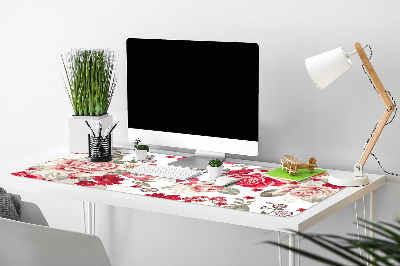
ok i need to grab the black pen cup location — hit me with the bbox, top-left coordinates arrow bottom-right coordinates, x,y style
88,134 -> 112,162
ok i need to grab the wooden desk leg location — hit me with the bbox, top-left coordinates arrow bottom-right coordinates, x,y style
289,233 -> 295,266
83,201 -> 95,235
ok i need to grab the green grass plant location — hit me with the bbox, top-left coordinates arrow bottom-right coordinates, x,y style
264,218 -> 400,266
61,49 -> 118,116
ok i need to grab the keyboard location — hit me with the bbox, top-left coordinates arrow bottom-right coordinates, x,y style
131,164 -> 202,180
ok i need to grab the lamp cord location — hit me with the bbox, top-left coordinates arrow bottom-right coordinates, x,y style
362,45 -> 399,176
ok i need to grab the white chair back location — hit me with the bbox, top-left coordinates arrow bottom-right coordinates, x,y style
0,201 -> 111,266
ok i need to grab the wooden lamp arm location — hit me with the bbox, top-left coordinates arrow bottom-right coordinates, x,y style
354,42 -> 394,174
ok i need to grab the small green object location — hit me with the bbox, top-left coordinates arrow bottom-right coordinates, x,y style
265,168 -> 327,181
208,159 -> 223,167
134,138 -> 149,151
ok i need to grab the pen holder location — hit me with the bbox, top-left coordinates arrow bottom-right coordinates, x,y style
88,134 -> 112,162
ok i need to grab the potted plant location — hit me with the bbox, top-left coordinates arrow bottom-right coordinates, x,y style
265,218 -> 400,265
134,138 -> 149,161
61,49 -> 118,153
207,159 -> 224,178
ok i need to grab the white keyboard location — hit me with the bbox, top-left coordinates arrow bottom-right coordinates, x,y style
131,164 -> 202,180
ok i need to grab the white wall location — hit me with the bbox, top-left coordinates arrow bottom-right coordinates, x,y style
2,0 -> 400,265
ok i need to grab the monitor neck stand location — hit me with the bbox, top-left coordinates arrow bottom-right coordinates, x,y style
168,150 -> 225,170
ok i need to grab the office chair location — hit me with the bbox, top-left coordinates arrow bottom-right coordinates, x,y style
0,200 -> 111,266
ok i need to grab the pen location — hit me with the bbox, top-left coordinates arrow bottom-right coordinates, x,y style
85,120 -> 95,136
103,126 -> 112,139
106,121 -> 119,138
88,128 -> 94,137
98,123 -> 102,138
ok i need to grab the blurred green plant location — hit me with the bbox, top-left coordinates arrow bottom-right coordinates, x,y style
208,159 -> 223,167
61,49 -> 118,116
264,218 -> 400,266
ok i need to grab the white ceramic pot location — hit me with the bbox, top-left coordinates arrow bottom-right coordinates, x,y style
207,165 -> 223,178
136,150 -> 148,161
69,114 -> 113,153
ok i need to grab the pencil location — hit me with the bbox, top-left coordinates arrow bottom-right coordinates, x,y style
85,120 -> 95,136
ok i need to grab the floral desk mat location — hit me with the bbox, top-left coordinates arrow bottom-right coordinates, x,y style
11,148 -> 345,217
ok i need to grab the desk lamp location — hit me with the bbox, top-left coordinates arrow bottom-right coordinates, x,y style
305,42 -> 395,186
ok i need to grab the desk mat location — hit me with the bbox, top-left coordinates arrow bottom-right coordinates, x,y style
11,148 -> 345,217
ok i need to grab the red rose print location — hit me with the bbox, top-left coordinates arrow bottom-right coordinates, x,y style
322,183 -> 345,189
274,184 -> 334,198
92,175 -> 125,185
12,171 -> 46,180
176,157 -> 187,161
123,172 -> 155,181
75,180 -> 97,186
53,159 -> 119,175
165,156 -> 175,158
215,201 -> 228,206
296,208 -> 306,212
243,196 -> 255,200
190,183 -> 225,193
145,193 -> 181,200
235,173 -> 287,188
226,169 -> 255,175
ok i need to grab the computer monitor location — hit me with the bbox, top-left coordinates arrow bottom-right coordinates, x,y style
126,38 -> 259,169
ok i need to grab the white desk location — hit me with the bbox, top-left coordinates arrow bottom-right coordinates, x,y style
0,146 -> 385,266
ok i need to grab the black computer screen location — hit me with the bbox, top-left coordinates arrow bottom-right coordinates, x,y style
126,38 -> 259,142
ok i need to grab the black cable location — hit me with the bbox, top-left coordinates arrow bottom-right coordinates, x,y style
361,45 -> 399,176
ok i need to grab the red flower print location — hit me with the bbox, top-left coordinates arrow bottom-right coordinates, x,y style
12,171 -> 46,180
182,196 -> 207,202
310,178 -> 321,181
92,175 -> 125,185
215,201 -> 228,206
123,172 -> 155,181
226,169 -> 255,175
243,196 -> 255,200
273,184 -> 334,198
165,156 -> 175,158
259,169 -> 270,173
164,195 -> 181,200
27,167 -> 37,170
322,183 -> 345,189
235,173 -> 287,188
190,183 -> 225,193
296,208 -> 306,212
176,157 -> 187,161
181,177 -> 200,185
53,159 -> 119,175
75,180 -> 97,186
145,193 -> 181,201
223,162 -> 237,165
131,185 -> 143,188
251,188 -> 264,192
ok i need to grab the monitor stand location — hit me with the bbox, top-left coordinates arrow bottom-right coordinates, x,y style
168,150 -> 225,170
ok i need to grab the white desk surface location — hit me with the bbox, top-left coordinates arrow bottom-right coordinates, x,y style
0,146 -> 385,233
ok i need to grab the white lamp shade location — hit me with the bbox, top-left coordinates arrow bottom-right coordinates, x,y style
305,47 -> 352,89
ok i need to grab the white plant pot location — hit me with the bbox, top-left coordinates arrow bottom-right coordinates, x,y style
69,114 -> 113,153
136,150 -> 148,161
207,165 -> 223,178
